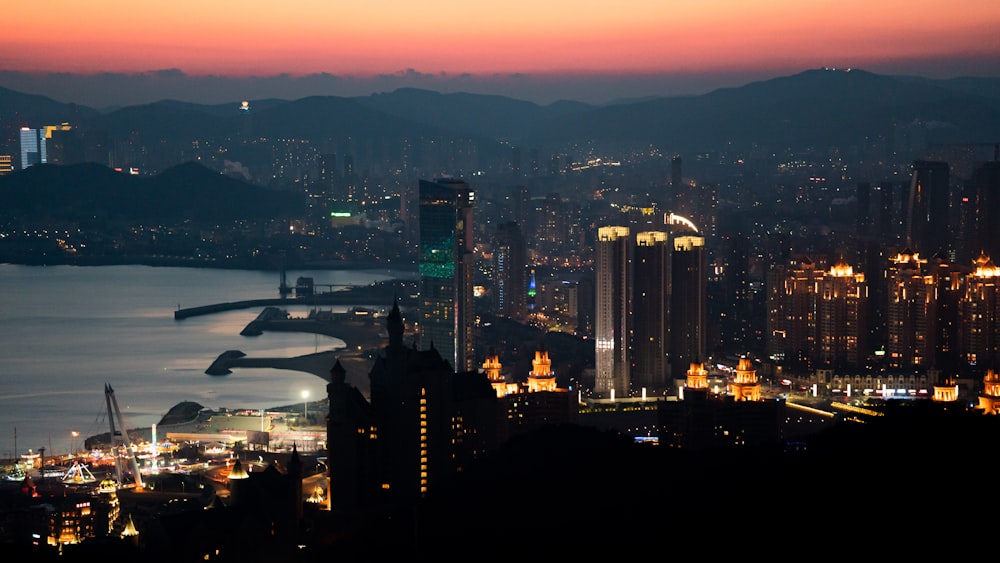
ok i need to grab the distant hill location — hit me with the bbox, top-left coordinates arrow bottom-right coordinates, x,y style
528,68 -> 1000,152
2,68 -> 999,174
0,161 -> 302,223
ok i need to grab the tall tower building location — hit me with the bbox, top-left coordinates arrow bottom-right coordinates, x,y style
964,154 -> 1000,263
961,253 -> 1000,370
19,127 -> 46,169
930,253 -> 963,373
816,260 -> 868,369
632,231 -> 671,395
886,249 -> 934,370
493,222 -> 527,320
418,178 -> 476,372
906,160 -> 950,256
595,226 -> 631,397
671,155 -> 684,214
670,234 -> 706,386
766,257 -> 823,368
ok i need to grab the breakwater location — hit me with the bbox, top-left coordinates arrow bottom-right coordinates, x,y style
174,280 -> 418,319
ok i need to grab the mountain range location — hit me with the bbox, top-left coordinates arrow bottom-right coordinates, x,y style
2,68 -> 999,167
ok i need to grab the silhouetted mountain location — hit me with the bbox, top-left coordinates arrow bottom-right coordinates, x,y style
353,87 -> 581,141
2,68 -> 999,177
0,86 -> 100,125
0,161 -> 301,223
529,68 -> 1000,152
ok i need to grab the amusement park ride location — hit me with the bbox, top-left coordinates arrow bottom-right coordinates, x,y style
4,384 -> 144,489
104,383 -> 144,490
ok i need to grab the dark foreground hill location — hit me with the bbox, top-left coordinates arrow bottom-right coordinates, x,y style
0,161 -> 302,224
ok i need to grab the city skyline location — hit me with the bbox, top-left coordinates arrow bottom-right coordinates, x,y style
2,1 -> 1000,107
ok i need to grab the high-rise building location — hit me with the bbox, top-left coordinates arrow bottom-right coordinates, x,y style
930,253 -> 963,374
766,257 -> 823,368
815,260 -> 868,369
961,253 -> 1000,370
493,221 -> 527,320
963,153 -> 1000,263
595,226 -> 631,397
767,257 -> 868,371
905,160 -> 950,256
632,231 -> 671,395
0,155 -> 12,175
886,250 -> 933,370
670,234 -> 706,386
671,155 -> 684,214
20,127 -> 46,169
418,178 -> 476,372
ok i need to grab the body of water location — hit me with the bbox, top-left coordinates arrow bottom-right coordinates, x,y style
0,264 -> 413,461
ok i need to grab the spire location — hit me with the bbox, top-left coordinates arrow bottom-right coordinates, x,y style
330,359 -> 346,385
387,298 -> 403,350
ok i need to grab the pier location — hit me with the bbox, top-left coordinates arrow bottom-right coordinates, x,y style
173,279 -> 417,319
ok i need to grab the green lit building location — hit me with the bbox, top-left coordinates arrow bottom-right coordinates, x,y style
418,178 -> 475,372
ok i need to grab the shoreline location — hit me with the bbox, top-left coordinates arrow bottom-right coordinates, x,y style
0,254 -> 418,274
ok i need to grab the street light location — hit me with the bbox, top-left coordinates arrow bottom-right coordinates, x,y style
70,431 -> 79,456
302,390 -> 310,423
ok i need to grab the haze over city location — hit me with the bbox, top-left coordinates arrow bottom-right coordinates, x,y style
3,0 -> 1000,107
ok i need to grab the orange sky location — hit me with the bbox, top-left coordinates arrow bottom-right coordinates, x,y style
3,0 -> 999,78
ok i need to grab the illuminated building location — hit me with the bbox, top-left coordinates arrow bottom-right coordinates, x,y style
632,231 -> 671,395
661,359 -> 786,449
670,234 -> 706,386
487,344 -> 577,441
930,253 -> 963,374
482,348 -> 517,397
20,127 -> 46,169
767,256 -> 867,371
730,356 -> 761,402
977,369 -> 1000,414
526,345 -> 558,392
886,249 -> 933,369
0,155 -> 12,175
417,178 -> 476,371
816,260 -> 867,368
493,221 -> 527,320
595,226 -> 631,397
932,375 -> 960,403
960,253 -> 1000,368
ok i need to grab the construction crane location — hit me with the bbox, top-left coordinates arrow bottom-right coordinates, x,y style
104,383 -> 144,490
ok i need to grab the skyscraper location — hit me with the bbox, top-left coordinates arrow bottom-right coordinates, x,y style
418,178 -> 476,372
671,155 -> 685,215
595,226 -> 631,397
816,261 -> 867,369
964,153 -> 1000,263
906,160 -> 950,256
19,127 -> 46,169
886,250 -> 933,370
670,234 -> 706,386
632,231 -> 671,395
493,221 -> 527,320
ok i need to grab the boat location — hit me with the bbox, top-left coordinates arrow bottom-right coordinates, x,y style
3,462 -> 26,482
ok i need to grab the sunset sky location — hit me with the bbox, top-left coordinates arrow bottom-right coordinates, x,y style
2,0 -> 999,106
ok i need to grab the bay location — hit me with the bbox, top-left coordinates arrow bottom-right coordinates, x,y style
0,264 -> 414,461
